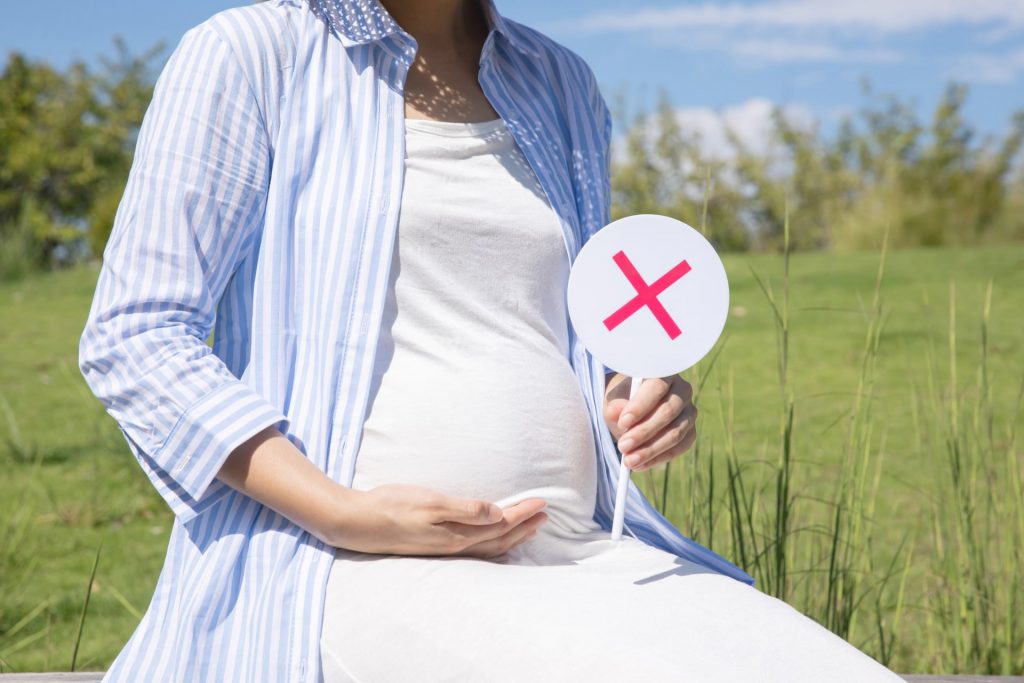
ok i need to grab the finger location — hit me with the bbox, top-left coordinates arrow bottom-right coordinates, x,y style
603,375 -> 633,434
468,509 -> 544,557
618,391 -> 691,455
604,372 -> 632,401
437,495 -> 505,525
623,403 -> 697,466
440,508 -> 548,553
603,398 -> 629,442
435,498 -> 546,537
461,511 -> 548,559
501,497 -> 549,523
634,425 -> 698,472
603,396 -> 627,426
617,376 -> 673,431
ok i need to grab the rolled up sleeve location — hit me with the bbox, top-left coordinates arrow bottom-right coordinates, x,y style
78,23 -> 288,525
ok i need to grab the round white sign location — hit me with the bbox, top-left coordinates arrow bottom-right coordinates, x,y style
567,214 -> 730,379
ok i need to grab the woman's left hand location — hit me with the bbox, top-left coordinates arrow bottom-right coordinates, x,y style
602,373 -> 698,472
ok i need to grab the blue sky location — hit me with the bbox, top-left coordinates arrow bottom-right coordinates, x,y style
3,0 -> 1022,152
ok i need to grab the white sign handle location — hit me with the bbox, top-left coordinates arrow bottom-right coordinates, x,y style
610,375 -> 644,541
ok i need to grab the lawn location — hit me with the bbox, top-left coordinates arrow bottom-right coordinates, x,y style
0,243 -> 1021,674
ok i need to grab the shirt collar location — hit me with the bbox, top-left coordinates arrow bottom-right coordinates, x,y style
307,0 -> 541,59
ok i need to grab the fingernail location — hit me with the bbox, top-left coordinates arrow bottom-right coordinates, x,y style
618,438 -> 635,452
619,412 -> 636,430
624,455 -> 639,467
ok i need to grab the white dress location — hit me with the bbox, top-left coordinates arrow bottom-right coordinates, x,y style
318,116 -> 904,683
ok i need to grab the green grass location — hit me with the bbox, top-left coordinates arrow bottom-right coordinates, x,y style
0,244 -> 1022,674
0,261 -> 172,672
646,238 -> 1024,673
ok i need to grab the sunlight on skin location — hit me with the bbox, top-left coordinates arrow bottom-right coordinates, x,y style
603,373 -> 697,472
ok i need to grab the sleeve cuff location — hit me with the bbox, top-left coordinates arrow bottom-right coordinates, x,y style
153,379 -> 290,504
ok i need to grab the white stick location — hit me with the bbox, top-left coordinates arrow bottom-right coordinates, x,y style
610,376 -> 643,541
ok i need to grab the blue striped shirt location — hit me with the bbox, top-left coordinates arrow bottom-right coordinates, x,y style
78,0 -> 753,680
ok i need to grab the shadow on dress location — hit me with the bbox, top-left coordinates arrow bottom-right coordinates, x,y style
631,557 -> 718,585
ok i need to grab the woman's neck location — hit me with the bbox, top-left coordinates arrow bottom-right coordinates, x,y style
379,0 -> 481,47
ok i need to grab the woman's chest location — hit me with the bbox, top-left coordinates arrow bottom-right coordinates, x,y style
264,39 -> 586,259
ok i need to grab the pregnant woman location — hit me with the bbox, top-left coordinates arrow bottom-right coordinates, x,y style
78,0 -> 905,681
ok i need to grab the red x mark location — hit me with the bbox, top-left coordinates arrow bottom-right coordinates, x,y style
602,250 -> 692,340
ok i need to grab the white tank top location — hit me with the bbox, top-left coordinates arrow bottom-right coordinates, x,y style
346,115 -> 601,536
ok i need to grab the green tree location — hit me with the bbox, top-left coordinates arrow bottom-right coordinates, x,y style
0,37 -> 162,278
610,89 -> 751,251
610,81 -> 1024,252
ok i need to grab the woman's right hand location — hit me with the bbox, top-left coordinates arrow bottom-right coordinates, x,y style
327,483 -> 549,559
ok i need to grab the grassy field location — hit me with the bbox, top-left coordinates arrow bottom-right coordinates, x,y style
0,243 -> 1022,674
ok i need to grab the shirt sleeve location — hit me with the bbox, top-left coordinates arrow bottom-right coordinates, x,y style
78,22 -> 289,526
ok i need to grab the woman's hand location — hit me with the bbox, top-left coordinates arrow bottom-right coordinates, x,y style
602,373 -> 698,472
327,483 -> 549,559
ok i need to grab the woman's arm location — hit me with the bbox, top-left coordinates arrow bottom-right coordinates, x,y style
215,426 -> 356,546
78,23 -> 288,526
217,427 -> 550,557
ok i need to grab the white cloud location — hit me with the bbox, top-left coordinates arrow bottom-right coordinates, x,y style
576,0 -> 1024,34
677,98 -> 814,158
611,98 -> 815,162
724,39 -> 902,64
950,47 -> 1024,83
645,32 -> 903,64
564,0 -> 1024,76
974,23 -> 1022,44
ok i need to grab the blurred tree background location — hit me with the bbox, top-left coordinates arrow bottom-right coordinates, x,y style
0,38 -> 163,281
610,82 -> 1024,252
1,39 -> 1022,282
606,79 -> 1024,250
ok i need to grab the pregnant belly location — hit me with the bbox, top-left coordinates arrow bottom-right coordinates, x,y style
349,348 -> 601,535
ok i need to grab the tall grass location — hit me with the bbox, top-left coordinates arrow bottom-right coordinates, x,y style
917,280 -> 1024,673
0,386 -> 119,674
648,216 -> 1022,673
1,238 -> 1021,674
0,468 -> 52,671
